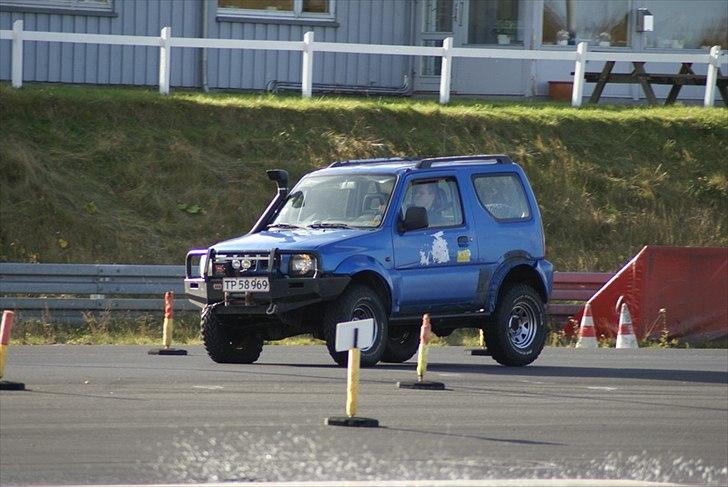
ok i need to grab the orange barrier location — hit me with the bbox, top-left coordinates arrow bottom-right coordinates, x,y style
588,246 -> 727,343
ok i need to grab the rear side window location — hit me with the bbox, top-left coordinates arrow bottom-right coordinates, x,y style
473,174 -> 531,220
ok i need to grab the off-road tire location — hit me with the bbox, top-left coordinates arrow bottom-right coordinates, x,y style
485,284 -> 546,366
381,327 -> 419,363
201,305 -> 263,364
323,284 -> 388,367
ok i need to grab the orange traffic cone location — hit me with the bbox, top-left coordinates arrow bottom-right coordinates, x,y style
575,303 -> 598,348
616,303 -> 639,349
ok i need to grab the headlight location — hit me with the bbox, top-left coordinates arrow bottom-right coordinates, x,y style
198,254 -> 208,278
289,254 -> 316,276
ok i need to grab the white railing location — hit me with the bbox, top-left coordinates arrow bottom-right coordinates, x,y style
1,20 -> 725,107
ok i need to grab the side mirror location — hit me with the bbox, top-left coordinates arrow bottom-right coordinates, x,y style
401,206 -> 428,232
266,169 -> 289,191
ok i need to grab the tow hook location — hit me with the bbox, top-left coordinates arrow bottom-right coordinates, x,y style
266,303 -> 278,315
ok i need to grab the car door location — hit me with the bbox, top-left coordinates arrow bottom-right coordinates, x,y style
391,173 -> 480,316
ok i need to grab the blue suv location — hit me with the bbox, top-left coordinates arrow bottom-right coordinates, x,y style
184,155 -> 553,367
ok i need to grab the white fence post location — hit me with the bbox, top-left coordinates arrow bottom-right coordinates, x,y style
439,36 -> 453,105
11,20 -> 23,89
703,45 -> 721,107
301,31 -> 314,98
159,27 -> 171,95
571,41 -> 588,107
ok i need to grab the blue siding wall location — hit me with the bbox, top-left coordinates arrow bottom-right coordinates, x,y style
209,0 -> 410,89
0,0 -> 411,90
1,1 -> 201,87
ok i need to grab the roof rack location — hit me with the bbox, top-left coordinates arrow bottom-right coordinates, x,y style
328,157 -> 415,168
416,154 -> 513,169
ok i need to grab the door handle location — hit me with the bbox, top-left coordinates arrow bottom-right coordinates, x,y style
457,235 -> 469,247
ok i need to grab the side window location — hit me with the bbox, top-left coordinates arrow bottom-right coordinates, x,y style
473,174 -> 531,220
403,177 -> 463,228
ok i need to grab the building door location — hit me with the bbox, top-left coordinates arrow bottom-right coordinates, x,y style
414,0 -> 454,92
451,0 -> 529,95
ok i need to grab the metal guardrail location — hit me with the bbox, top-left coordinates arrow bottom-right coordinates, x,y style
0,263 -> 195,324
0,263 -> 610,325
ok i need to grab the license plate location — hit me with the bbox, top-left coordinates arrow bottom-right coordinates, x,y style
223,277 -> 270,293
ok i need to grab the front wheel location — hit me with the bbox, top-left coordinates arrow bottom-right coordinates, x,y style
485,284 -> 546,366
322,284 -> 388,367
201,306 -> 263,364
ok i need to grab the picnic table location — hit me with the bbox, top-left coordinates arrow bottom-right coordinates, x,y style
581,61 -> 727,106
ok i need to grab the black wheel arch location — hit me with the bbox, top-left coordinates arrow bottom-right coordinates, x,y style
350,270 -> 392,315
487,260 -> 548,314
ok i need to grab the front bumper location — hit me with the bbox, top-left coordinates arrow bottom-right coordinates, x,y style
184,275 -> 350,315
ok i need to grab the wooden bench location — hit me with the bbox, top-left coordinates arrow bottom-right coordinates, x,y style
548,272 -> 612,325
582,61 -> 728,106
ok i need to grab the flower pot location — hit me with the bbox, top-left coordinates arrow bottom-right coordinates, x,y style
497,34 -> 511,45
548,81 -> 573,101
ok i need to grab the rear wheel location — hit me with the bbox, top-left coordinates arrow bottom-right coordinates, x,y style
201,305 -> 263,364
322,284 -> 387,367
485,284 -> 546,366
381,327 -> 419,363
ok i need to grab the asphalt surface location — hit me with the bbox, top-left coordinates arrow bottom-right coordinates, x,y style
0,345 -> 726,486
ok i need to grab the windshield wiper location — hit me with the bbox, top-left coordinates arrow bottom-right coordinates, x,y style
307,222 -> 352,229
267,223 -> 306,230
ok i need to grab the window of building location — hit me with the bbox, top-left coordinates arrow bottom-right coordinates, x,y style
473,174 -> 531,221
542,0 -> 630,47
468,0 -> 523,46
0,0 -> 112,13
643,0 -> 727,50
218,0 -> 333,19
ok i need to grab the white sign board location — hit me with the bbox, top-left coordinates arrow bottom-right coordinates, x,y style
334,318 -> 374,352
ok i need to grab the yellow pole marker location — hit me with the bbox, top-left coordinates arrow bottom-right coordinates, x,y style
326,319 -> 378,427
162,291 -> 173,349
397,313 -> 444,390
0,310 -> 13,379
469,327 -> 490,356
148,292 -> 187,356
416,313 -> 431,382
0,310 -> 25,390
346,347 -> 360,417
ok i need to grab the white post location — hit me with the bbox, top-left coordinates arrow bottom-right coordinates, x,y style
301,31 -> 314,98
11,20 -> 23,89
159,26 -> 171,95
703,45 -> 721,107
571,41 -> 588,107
439,36 -> 453,105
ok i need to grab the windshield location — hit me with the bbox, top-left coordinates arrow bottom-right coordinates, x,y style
271,174 -> 396,229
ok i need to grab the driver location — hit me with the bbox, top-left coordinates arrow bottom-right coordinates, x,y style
412,183 -> 449,227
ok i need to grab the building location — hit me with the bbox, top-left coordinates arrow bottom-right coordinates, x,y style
1,0 -> 726,101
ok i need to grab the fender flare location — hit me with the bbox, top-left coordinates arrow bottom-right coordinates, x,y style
333,255 -> 395,311
485,252 -> 547,314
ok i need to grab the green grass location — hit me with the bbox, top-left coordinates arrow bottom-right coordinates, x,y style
2,84 -> 726,272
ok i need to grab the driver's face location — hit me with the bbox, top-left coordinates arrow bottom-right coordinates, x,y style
413,185 -> 436,209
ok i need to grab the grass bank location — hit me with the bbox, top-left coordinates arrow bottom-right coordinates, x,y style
1,84 -> 727,273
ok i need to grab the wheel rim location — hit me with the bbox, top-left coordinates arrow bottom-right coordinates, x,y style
351,301 -> 378,352
507,298 -> 539,349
